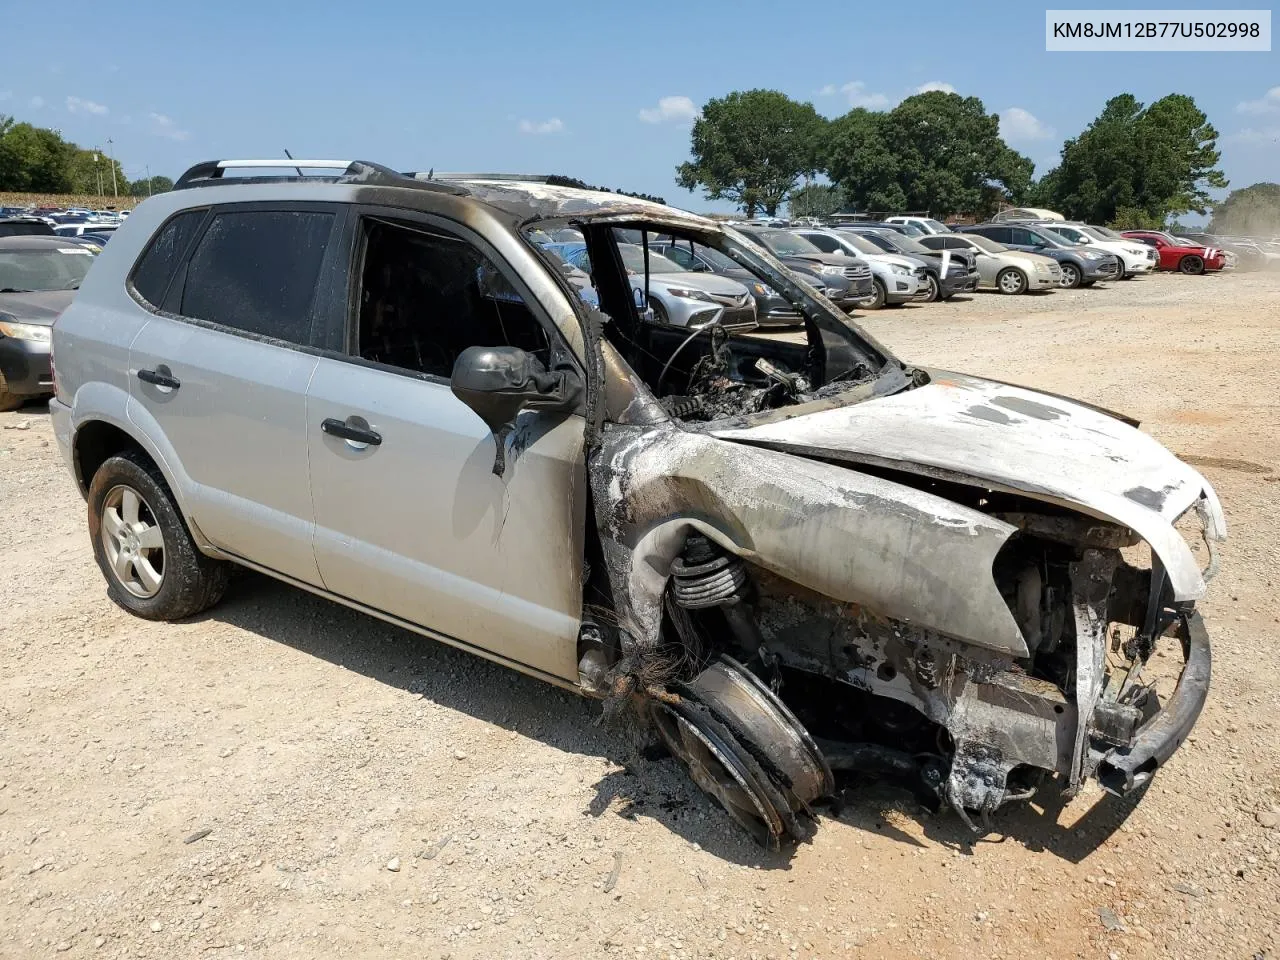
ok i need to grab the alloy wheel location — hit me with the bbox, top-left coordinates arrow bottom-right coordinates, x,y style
99,485 -> 166,598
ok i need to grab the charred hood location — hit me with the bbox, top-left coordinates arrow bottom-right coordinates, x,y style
710,371 -> 1226,601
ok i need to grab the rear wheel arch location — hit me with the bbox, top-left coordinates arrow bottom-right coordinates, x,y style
73,419 -> 148,495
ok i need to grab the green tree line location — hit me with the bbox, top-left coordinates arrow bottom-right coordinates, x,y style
678,89 -> 1230,227
0,114 -> 171,198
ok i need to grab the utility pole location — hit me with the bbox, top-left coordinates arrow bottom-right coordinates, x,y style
107,138 -> 118,198
146,165 -> 152,196
94,151 -> 102,197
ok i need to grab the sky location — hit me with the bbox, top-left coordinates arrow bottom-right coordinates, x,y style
1,0 -> 1276,220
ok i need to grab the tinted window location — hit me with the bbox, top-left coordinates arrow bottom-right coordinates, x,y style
661,246 -> 699,270
804,233 -> 840,254
131,210 -> 207,307
1008,228 -> 1035,245
982,226 -> 1013,244
358,219 -> 548,379
0,221 -> 55,238
179,210 -> 333,344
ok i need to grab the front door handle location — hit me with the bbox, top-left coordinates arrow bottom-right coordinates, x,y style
137,367 -> 181,390
321,417 -> 382,446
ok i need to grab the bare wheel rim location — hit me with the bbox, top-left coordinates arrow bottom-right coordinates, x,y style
653,703 -> 781,846
1059,264 -> 1079,287
999,269 -> 1024,294
100,484 -> 166,599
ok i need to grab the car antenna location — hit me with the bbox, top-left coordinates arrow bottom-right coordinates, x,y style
283,148 -> 303,178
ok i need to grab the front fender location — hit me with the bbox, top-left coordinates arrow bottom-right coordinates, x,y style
590,424 -> 1028,658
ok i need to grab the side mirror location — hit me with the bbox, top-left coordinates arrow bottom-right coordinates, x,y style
451,346 -> 582,476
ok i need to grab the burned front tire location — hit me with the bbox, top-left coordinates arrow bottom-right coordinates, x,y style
653,656 -> 832,848
88,451 -> 230,621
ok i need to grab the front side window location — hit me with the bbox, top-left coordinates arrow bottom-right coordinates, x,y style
179,210 -> 333,344
357,219 -> 551,379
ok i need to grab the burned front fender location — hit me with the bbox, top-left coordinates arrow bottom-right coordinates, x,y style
589,423 -> 1030,661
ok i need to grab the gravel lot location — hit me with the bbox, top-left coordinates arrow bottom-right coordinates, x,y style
2,270 -> 1277,960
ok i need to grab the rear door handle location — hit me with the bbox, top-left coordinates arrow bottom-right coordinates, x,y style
137,367 -> 181,390
321,417 -> 382,446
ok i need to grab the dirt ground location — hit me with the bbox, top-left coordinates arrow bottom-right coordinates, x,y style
2,270 -> 1277,960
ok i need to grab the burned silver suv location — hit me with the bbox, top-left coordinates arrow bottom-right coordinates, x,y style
50,160 -> 1224,846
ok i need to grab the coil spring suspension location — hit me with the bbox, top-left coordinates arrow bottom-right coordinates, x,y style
670,535 -> 747,609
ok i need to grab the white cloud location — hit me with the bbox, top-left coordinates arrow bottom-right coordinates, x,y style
1236,86 -> 1280,115
638,95 -> 698,124
1000,106 -> 1056,142
29,95 -> 45,109
149,112 -> 190,141
1225,126 -> 1280,145
839,81 -> 891,110
916,81 -> 957,95
517,117 -> 564,135
818,84 -> 837,97
66,96 -> 107,115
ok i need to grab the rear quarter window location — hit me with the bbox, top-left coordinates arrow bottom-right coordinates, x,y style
130,210 -> 208,307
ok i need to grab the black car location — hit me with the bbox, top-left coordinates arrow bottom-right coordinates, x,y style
0,217 -> 56,239
838,227 -> 979,302
954,223 -> 1121,288
736,227 -> 874,311
0,236 -> 94,410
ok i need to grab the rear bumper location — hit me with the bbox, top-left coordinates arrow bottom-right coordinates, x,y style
1095,611 -> 1211,796
0,335 -> 53,397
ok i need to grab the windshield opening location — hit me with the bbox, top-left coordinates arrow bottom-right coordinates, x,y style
877,232 -> 931,256
523,218 -> 908,426
0,248 -> 94,292
925,219 -> 948,233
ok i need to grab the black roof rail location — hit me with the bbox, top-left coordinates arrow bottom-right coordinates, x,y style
173,159 -> 467,195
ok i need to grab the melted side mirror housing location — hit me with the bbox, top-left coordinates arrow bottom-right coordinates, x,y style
450,346 -> 583,474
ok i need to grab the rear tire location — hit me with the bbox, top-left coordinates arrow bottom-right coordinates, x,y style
0,391 -> 22,412
1179,255 -> 1205,275
88,450 -> 230,621
996,267 -> 1027,295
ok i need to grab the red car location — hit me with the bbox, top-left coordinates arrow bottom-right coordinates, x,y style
1121,231 -> 1227,275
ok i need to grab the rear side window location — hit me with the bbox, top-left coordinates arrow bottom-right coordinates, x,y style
131,210 -> 206,307
179,210 -> 333,344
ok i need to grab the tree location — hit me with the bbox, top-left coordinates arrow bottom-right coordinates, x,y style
65,148 -> 131,196
824,92 -> 1032,218
0,119 -> 76,192
788,182 -> 845,218
677,90 -> 826,218
1207,183 -> 1280,235
1041,93 -> 1225,225
130,175 -> 175,197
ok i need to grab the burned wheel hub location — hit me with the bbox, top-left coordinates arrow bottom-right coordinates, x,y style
654,657 -> 833,847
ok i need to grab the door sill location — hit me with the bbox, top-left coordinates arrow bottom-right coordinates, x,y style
209,549 -> 586,694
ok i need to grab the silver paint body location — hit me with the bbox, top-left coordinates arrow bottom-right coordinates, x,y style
52,177 -> 1224,695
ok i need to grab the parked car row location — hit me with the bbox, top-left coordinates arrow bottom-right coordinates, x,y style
0,205 -> 128,254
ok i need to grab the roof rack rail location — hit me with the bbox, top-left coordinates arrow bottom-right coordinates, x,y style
173,159 -> 467,195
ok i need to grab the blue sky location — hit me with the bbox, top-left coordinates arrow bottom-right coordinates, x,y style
1,0 -> 1275,218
